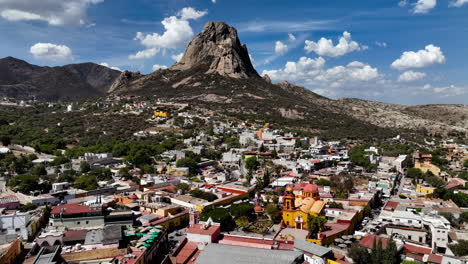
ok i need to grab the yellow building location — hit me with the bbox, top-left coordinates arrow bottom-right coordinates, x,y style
416,184 -> 436,195
282,183 -> 326,229
154,111 -> 169,118
413,153 -> 441,176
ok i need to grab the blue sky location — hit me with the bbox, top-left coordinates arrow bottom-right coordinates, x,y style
0,0 -> 467,105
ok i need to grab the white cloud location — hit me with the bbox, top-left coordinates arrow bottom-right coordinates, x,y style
128,48 -> 159,60
397,71 -> 426,82
375,41 -> 387,47
212,0 -> 216,3
99,62 -> 122,71
132,7 -> 207,59
413,0 -> 437,14
0,0 -> 103,26
399,0 -> 408,7
30,43 -> 72,61
262,57 -> 325,81
391,44 -> 446,70
416,84 -> 467,97
152,64 -> 168,71
450,0 -> 468,7
237,20 -> 335,33
172,53 -> 184,62
275,41 -> 288,56
304,31 -> 364,57
288,33 -> 296,42
177,7 -> 207,20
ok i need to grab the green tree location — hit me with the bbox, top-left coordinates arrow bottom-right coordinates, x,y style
245,156 -> 259,173
349,244 -> 371,264
199,207 -> 235,231
371,237 -> 384,264
176,158 -> 199,175
19,203 -> 38,212
230,203 -> 254,220
382,238 -> 399,264
175,183 -> 191,194
189,189 -> 218,202
80,162 -> 91,173
315,179 -> 332,186
8,174 -> 39,194
74,174 -> 98,191
407,168 -> 423,179
327,201 -> 344,209
448,240 -> 468,256
235,216 -> 250,229
1,136 -> 11,146
262,169 -> 271,188
464,160 -> 468,168
307,215 -> 327,239
265,203 -> 280,222
31,164 -> 47,177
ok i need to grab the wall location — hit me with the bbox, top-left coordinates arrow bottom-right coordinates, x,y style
61,247 -> 126,262
0,213 -> 29,240
0,239 -> 21,264
49,216 -> 105,229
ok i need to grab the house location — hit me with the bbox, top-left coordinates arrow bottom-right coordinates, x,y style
0,196 -> 20,209
49,203 -> 104,229
0,212 -> 30,240
186,218 -> 221,244
282,184 -> 326,229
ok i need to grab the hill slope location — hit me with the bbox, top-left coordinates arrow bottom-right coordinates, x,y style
0,57 -> 120,101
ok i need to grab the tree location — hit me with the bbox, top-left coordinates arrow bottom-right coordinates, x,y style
330,173 -> 354,198
448,239 -> 468,256
31,164 -> 47,177
265,203 -> 280,222
327,201 -> 344,209
8,174 -> 40,194
80,162 -> 91,173
307,215 -> 327,239
464,159 -> 468,169
262,169 -> 271,188
176,158 -> 199,175
230,203 -> 254,220
259,144 -> 267,152
199,207 -> 235,231
349,244 -> 371,264
175,183 -> 191,194
235,216 -> 250,229
245,156 -> 259,173
407,168 -> 423,179
382,238 -> 399,264
315,179 -> 332,186
19,203 -> 38,212
74,174 -> 98,191
1,136 -> 11,146
189,189 -> 218,202
371,237 -> 384,264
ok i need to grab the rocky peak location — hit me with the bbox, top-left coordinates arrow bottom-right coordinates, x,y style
263,74 -> 272,84
108,70 -> 141,93
170,21 -> 258,78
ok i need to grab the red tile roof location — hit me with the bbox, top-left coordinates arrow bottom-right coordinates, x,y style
187,224 -> 220,236
51,203 -> 100,215
385,201 -> 399,211
63,230 -> 87,242
358,235 -> 389,249
403,243 -> 432,255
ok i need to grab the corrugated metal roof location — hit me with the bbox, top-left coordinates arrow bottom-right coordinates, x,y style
195,243 -> 302,264
293,239 -> 331,257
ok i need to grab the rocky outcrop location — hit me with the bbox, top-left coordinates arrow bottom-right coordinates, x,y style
263,74 -> 272,84
108,71 -> 141,93
170,21 -> 258,78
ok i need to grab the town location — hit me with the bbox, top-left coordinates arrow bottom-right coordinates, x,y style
0,97 -> 467,264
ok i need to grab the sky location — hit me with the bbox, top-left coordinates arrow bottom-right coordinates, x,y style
0,0 -> 467,105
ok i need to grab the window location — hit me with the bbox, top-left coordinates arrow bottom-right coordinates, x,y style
419,237 -> 423,242
408,235 -> 412,240
15,228 -> 20,232
86,221 -> 89,224
77,222 -> 80,225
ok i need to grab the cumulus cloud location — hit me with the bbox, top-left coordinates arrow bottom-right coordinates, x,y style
172,53 -> 184,62
177,7 -> 207,20
262,56 -> 380,93
416,84 -> 467,97
398,71 -> 426,82
99,62 -> 122,71
391,44 -> 446,70
413,0 -> 437,14
30,43 -> 72,61
152,64 -> 168,71
450,0 -> 468,7
0,0 -> 103,26
128,48 -> 159,60
288,33 -> 296,42
304,31 -> 364,57
212,0 -> 217,3
275,41 -> 288,56
133,7 -> 207,56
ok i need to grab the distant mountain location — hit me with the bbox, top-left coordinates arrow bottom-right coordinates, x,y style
0,57 -> 120,101
109,21 -> 467,138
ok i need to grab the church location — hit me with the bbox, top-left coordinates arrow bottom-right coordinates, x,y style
282,183 -> 327,229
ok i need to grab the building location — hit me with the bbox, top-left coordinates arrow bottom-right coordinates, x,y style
413,153 -> 441,176
186,218 -> 221,244
194,243 -> 303,264
49,203 -> 104,229
282,184 -> 326,229
0,212 -> 30,240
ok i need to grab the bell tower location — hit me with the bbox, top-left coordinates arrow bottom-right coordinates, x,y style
283,186 -> 295,211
